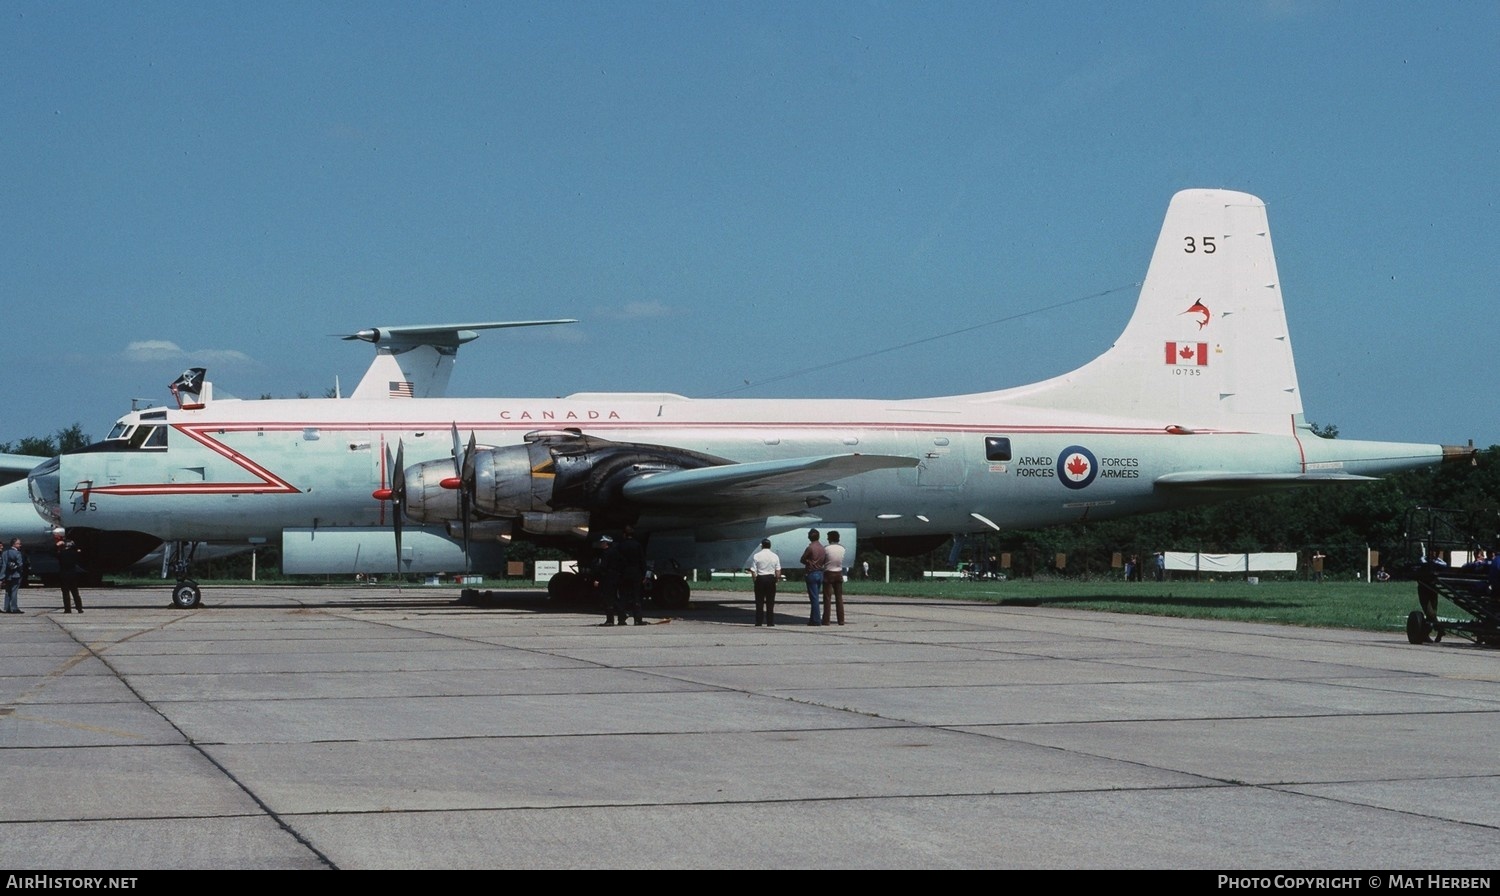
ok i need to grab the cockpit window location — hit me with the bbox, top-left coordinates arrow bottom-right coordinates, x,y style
72,417 -> 172,455
129,425 -> 167,450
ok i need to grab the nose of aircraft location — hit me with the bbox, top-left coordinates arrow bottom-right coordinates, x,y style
27,456 -> 62,525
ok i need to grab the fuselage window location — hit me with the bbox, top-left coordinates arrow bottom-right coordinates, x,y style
985,437 -> 1012,462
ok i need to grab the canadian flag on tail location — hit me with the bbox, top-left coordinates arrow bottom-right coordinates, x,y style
1165,342 -> 1208,366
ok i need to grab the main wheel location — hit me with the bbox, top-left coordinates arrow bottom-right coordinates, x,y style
654,575 -> 691,610
1405,610 -> 1430,645
171,581 -> 202,609
547,571 -> 592,604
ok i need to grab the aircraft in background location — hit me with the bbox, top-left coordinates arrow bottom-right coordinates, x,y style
1,454 -> 162,583
29,190 -> 1471,608
337,319 -> 577,400
0,457 -> 76,581
1,453 -> 44,479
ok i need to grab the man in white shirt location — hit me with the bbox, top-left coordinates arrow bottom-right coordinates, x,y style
745,539 -> 782,626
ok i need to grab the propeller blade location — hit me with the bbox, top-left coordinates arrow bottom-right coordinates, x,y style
460,431 -> 478,573
462,431 -> 478,485
390,441 -> 406,575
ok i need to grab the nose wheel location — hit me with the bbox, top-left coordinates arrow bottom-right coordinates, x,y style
164,541 -> 203,608
171,580 -> 202,609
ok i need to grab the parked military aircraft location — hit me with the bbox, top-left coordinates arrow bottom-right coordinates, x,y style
29,190 -> 1470,608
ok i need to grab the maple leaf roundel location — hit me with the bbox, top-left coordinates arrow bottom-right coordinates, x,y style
1056,445 -> 1098,490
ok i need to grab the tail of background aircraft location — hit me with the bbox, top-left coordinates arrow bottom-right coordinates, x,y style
345,320 -> 577,400
990,189 -> 1304,434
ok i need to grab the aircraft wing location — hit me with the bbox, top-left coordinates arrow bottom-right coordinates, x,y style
0,453 -> 46,487
1155,471 -> 1380,492
0,453 -> 44,475
621,454 -> 919,506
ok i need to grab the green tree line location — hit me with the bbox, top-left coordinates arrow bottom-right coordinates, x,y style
0,424 -> 91,458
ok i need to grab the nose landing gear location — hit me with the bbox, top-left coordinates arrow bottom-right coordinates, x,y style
166,542 -> 202,609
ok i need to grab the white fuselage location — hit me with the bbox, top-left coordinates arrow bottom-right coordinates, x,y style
41,391 -> 1440,547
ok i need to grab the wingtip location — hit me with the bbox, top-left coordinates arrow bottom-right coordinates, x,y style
1442,443 -> 1479,465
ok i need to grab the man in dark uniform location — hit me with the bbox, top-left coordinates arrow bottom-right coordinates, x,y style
595,535 -> 620,626
611,525 -> 648,626
55,531 -> 84,613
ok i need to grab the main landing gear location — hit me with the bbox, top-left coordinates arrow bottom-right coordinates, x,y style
651,573 -> 691,610
545,568 -> 692,610
547,570 -> 592,605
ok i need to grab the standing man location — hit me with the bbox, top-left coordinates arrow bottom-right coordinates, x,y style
822,530 -> 846,625
613,525 -> 648,626
1153,551 -> 1165,582
2,537 -> 25,614
55,531 -> 84,613
745,539 -> 781,626
595,535 -> 620,626
800,529 -> 826,626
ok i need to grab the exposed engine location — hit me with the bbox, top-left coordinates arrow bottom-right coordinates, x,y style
403,430 -> 730,538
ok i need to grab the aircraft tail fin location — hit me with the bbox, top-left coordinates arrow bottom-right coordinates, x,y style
995,189 -> 1303,434
351,346 -> 451,399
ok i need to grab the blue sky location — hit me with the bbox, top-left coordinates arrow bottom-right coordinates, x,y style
4,2 -> 1497,450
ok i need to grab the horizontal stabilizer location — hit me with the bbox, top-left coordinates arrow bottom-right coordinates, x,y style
346,319 -> 577,400
622,454 -> 918,505
339,319 -> 578,349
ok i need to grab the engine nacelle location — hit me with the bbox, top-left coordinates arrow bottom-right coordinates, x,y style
404,442 -> 537,524
402,432 -> 731,535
